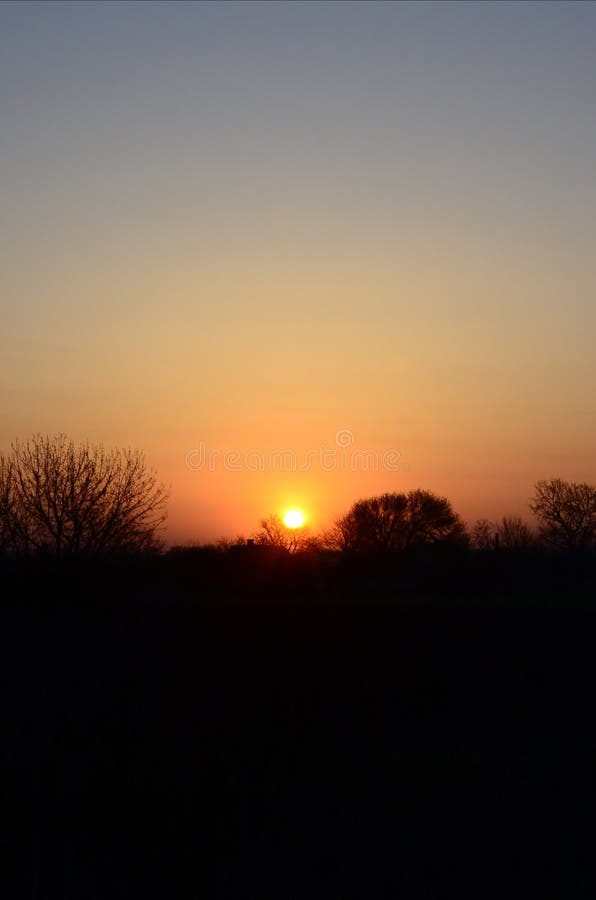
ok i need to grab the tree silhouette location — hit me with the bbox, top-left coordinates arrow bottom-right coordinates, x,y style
322,512 -> 360,553
471,516 -> 533,551
470,518 -> 495,551
530,478 -> 596,551
328,490 -> 467,554
496,515 -> 534,550
0,455 -> 21,554
0,434 -> 168,557
254,514 -> 316,554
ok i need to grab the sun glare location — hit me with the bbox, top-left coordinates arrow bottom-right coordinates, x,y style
284,509 -> 305,529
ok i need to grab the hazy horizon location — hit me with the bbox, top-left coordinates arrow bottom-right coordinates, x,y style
2,1 -> 595,543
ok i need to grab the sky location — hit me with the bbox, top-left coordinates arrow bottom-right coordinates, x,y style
1,0 -> 596,542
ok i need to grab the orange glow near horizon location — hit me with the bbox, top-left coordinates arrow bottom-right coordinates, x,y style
2,4 -> 596,546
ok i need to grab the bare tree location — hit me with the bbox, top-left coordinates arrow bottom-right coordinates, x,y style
530,478 -> 596,551
254,514 -> 316,554
496,515 -> 534,550
0,434 -> 168,557
322,513 -> 360,553
214,535 -> 247,553
0,455 -> 21,553
327,490 -> 467,554
470,518 -> 496,551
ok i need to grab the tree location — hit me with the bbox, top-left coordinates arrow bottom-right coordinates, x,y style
322,513 -> 360,553
0,455 -> 21,554
495,515 -> 534,550
471,516 -> 534,550
327,490 -> 467,554
530,478 -> 596,551
0,434 -> 168,557
254,514 -> 316,554
470,518 -> 496,551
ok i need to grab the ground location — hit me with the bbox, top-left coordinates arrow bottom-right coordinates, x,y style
5,597 -> 594,898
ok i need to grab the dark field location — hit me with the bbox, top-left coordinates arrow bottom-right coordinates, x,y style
4,554 -> 595,898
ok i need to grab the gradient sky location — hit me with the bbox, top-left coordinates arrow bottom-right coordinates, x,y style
2,0 -> 596,542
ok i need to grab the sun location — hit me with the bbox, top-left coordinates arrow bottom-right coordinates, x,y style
283,509 -> 305,529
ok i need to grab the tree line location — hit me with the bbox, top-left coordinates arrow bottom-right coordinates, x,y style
252,479 -> 596,556
1,434 -> 595,559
